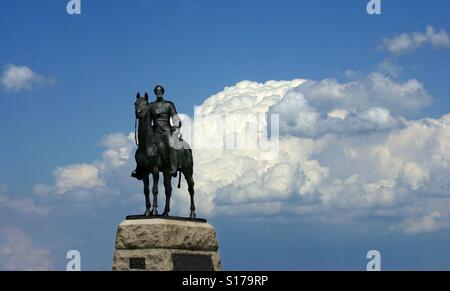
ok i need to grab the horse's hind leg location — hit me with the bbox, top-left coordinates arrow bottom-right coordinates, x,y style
143,175 -> 151,216
162,172 -> 172,216
151,171 -> 159,215
185,174 -> 196,219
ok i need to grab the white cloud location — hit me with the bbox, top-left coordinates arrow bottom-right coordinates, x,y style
376,59 -> 403,77
97,133 -> 134,170
34,133 -> 134,200
0,64 -> 54,92
0,186 -> 50,216
379,26 -> 450,55
0,228 -> 53,271
214,163 -> 304,205
398,212 -> 447,235
291,73 -> 430,114
400,161 -> 429,191
268,73 -> 429,138
0,194 -> 51,216
54,164 -> 104,195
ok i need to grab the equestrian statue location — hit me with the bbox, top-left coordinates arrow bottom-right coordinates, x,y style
131,85 -> 196,218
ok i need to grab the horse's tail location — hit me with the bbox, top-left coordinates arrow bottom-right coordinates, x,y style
177,170 -> 182,189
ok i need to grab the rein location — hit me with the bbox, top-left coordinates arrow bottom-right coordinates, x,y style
134,117 -> 139,147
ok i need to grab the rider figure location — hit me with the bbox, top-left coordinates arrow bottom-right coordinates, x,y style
132,85 -> 181,179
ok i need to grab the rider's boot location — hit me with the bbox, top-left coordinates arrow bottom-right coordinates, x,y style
131,167 -> 144,180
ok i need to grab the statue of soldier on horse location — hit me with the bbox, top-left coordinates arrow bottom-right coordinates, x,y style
132,85 -> 196,218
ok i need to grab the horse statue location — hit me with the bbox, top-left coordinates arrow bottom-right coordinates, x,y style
133,92 -> 196,219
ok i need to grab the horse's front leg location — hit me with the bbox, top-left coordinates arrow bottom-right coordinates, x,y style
143,175 -> 151,216
151,170 -> 159,215
162,171 -> 172,216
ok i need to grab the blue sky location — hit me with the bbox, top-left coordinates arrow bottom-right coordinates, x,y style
1,0 -> 450,270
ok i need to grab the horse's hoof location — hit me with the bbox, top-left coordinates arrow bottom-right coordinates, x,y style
190,212 -> 196,219
144,209 -> 151,216
151,208 -> 158,216
162,211 -> 169,217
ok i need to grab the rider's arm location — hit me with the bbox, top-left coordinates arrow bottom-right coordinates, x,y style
169,102 -> 181,128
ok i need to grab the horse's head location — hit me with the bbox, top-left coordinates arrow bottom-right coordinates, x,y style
135,92 -> 150,119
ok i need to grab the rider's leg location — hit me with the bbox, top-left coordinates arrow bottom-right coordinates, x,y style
168,147 -> 178,178
161,133 -> 178,177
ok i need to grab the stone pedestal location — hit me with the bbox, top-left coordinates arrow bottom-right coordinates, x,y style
112,217 -> 221,271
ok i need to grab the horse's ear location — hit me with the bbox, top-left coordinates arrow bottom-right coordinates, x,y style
136,92 -> 141,99
144,92 -> 149,101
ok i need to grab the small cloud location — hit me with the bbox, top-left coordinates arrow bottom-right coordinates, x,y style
0,194 -> 51,216
32,184 -> 53,196
0,185 -> 50,216
379,26 -> 450,55
0,227 -> 53,271
376,59 -> 403,77
97,133 -> 134,169
54,164 -> 104,195
400,212 -> 447,235
0,64 -> 54,92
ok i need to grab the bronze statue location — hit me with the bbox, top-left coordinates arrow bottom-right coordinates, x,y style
132,86 -> 196,218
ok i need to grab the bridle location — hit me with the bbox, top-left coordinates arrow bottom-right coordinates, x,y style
134,101 -> 149,147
